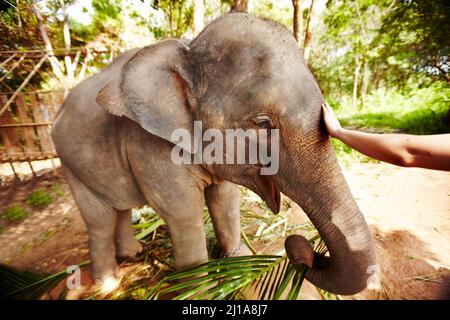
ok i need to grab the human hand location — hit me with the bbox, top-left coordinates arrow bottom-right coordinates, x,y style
321,102 -> 342,138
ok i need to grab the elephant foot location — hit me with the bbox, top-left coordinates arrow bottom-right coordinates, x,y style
220,242 -> 253,258
65,263 -> 149,299
92,265 -> 119,283
96,274 -> 121,293
91,263 -> 121,293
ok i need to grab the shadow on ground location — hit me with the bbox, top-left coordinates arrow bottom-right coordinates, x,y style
355,226 -> 450,300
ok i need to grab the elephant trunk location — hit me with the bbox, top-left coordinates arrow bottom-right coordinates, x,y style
279,141 -> 376,295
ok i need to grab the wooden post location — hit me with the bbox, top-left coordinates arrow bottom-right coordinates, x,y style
15,94 -> 40,154
49,155 -> 57,176
37,91 -> 59,176
9,161 -> 18,180
0,95 -> 20,157
30,92 -> 53,154
27,157 -> 36,177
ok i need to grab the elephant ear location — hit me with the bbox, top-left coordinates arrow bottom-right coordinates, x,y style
96,39 -> 197,153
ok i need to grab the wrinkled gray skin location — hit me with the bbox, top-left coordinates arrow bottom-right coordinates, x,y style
52,13 -> 376,295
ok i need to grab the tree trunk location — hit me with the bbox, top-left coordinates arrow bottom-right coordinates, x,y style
352,55 -> 362,109
361,61 -> 370,108
230,0 -> 248,13
16,0 -> 22,30
303,0 -> 316,62
31,2 -> 65,81
77,50 -> 90,81
60,0 -> 73,82
292,0 -> 303,45
168,1 -> 173,37
192,0 -> 205,36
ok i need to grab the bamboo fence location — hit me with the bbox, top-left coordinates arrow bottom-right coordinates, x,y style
0,47 -> 114,177
0,90 -> 64,176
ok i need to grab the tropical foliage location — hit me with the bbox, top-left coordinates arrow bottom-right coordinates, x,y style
1,0 -> 447,133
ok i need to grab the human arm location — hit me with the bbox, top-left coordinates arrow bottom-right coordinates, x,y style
322,103 -> 450,171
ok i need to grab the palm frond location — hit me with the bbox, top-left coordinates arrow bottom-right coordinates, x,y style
0,261 -> 90,300
146,255 -> 309,300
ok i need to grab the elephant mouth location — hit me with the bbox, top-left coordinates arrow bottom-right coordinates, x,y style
253,175 -> 280,214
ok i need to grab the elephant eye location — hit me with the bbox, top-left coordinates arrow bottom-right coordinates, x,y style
253,115 -> 274,131
257,120 -> 271,130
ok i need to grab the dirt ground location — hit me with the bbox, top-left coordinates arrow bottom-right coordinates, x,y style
0,161 -> 449,300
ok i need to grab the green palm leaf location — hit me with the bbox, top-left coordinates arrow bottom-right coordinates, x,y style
146,255 -> 309,300
0,261 -> 90,300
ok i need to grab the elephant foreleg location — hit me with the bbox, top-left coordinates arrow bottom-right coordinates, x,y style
136,176 -> 209,271
163,205 -> 208,270
205,181 -> 252,257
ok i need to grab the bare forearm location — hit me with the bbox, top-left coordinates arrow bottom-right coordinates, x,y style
322,102 -> 450,171
334,129 -> 450,171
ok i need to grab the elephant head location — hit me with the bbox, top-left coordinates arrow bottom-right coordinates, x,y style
96,13 -> 376,295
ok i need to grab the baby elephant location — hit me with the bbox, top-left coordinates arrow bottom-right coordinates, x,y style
52,13 -> 376,295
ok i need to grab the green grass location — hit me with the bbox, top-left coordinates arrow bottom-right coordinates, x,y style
329,83 -> 449,164
339,107 -> 449,135
26,189 -> 54,208
2,205 -> 28,221
335,84 -> 450,135
331,139 -> 378,167
0,183 -> 64,232
51,184 -> 65,197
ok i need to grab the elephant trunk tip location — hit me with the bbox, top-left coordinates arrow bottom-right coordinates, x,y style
284,234 -> 315,268
284,233 -> 376,296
